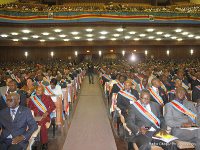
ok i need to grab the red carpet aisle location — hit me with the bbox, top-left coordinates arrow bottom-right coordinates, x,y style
62,75 -> 117,150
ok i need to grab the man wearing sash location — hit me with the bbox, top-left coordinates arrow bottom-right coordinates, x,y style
28,86 -> 56,150
110,75 -> 125,97
188,69 -> 197,84
160,75 -> 171,92
191,72 -> 200,90
135,77 -> 150,93
56,75 -> 67,88
128,73 -> 140,86
127,89 -> 177,150
0,77 -> 12,96
192,85 -> 200,102
165,87 -> 200,150
33,75 -> 49,87
171,72 -> 189,90
102,69 -> 112,86
117,80 -> 139,119
45,78 -> 63,98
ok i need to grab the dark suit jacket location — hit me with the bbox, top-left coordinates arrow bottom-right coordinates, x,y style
168,88 -> 191,102
127,101 -> 166,140
58,81 -> 67,88
149,87 -> 168,105
0,106 -> 38,149
117,89 -> 139,118
102,74 -> 112,86
171,80 -> 189,90
192,86 -> 200,102
191,80 -> 200,90
110,83 -> 124,98
0,81 -> 6,87
0,90 -> 27,110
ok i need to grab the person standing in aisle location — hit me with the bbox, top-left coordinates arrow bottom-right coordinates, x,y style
87,62 -> 94,84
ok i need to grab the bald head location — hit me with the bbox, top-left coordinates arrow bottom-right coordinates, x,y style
151,78 -> 161,88
6,93 -> 20,109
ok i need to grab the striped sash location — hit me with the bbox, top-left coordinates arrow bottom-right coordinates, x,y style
115,79 -> 119,83
135,75 -> 142,81
169,100 -> 197,123
61,79 -> 66,83
116,82 -> 124,90
132,101 -> 160,128
148,87 -> 164,105
110,93 -> 118,113
175,79 -> 189,90
37,82 -> 45,87
65,103 -> 69,116
66,75 -> 72,80
141,71 -> 146,76
118,90 -> 137,102
195,85 -> 200,90
161,82 -> 167,92
15,77 -> 21,83
102,74 -> 112,81
139,83 -> 144,91
11,74 -> 15,79
30,95 -> 47,113
168,90 -> 188,101
128,78 -> 137,85
45,86 -> 55,95
100,69 -> 105,74
2,93 -> 8,103
43,76 -> 50,83
189,75 -> 196,81
151,74 -> 157,78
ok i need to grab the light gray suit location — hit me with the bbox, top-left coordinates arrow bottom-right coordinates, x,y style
0,86 -> 8,97
165,100 -> 200,149
33,81 -> 49,87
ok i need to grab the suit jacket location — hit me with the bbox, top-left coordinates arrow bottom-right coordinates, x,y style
191,80 -> 200,90
33,81 -> 49,87
171,80 -> 189,90
149,87 -> 168,105
168,88 -> 191,102
110,83 -> 124,97
0,90 -> 27,110
0,81 -> 6,87
135,83 -> 151,93
164,100 -> 200,141
127,101 -> 166,140
102,74 -> 112,86
57,81 -> 67,88
192,86 -> 200,102
0,86 -> 8,97
117,89 -> 139,117
0,106 -> 38,149
28,95 -> 56,123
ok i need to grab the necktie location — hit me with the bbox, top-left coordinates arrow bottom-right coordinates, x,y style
156,88 -> 159,94
11,110 -> 16,121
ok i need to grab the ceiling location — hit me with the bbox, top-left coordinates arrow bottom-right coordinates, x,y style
0,26 -> 200,42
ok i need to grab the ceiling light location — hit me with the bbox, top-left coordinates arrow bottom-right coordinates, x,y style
114,34 -> 119,37
87,34 -> 93,37
111,38 -> 116,41
59,35 -> 66,37
55,29 -> 61,32
72,32 -> 78,35
117,28 -> 123,32
125,36 -> 130,39
49,37 -> 55,40
171,37 -> 177,39
88,39 -> 93,41
64,39 -> 69,41
100,36 -> 105,39
11,33 -> 18,35
195,36 -> 200,39
188,35 -> 194,37
100,31 -> 108,35
1,34 -> 7,37
23,30 -> 30,33
140,34 -> 146,37
22,37 -> 28,40
129,32 -> 136,34
182,32 -> 188,35
33,35 -> 39,38
156,38 -> 161,41
164,34 -> 170,37
40,40 -> 45,42
175,29 -> 182,32
134,38 -> 139,41
13,39 -> 18,41
86,29 -> 93,32
147,29 -> 154,32
74,37 -> 80,39
177,38 -> 182,41
148,36 -> 154,39
43,33 -> 49,35
157,32 -> 163,35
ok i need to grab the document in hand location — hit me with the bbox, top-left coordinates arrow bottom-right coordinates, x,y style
180,127 -> 199,131
152,133 -> 178,143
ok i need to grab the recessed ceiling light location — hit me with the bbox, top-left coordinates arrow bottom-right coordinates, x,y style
88,38 -> 93,41
49,37 -> 55,40
23,30 -> 30,33
1,34 -> 7,37
156,38 -> 161,41
114,34 -> 119,37
74,37 -> 80,39
148,36 -> 154,39
171,37 -> 177,39
157,32 -> 163,35
86,29 -> 93,32
175,29 -> 182,32
164,34 -> 170,37
11,33 -> 18,35
125,36 -> 130,39
33,35 -> 39,38
111,38 -> 116,41
195,36 -> 200,39
22,37 -> 28,40
182,32 -> 188,35
64,39 -> 69,41
117,28 -> 123,32
188,35 -> 194,37
147,29 -> 154,32
40,40 -> 45,42
59,35 -> 66,38
140,34 -> 146,37
100,36 -> 105,39
129,32 -> 136,34
43,33 -> 49,35
55,29 -> 61,32
134,38 -> 139,41
87,34 -> 93,37
177,38 -> 182,41
72,32 -> 78,35
13,39 -> 18,41
100,31 -> 108,35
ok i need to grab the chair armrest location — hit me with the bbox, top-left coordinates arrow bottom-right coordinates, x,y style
31,125 -> 41,138
123,123 -> 132,136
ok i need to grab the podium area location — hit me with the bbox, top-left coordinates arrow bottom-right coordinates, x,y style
62,75 -> 117,150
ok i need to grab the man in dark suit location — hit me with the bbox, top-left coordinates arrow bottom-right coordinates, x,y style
33,75 -> 49,87
110,75 -> 125,96
0,78 -> 12,97
0,75 -> 6,87
56,75 -> 67,88
191,72 -> 200,90
160,75 -> 171,91
192,85 -> 200,102
171,72 -> 189,90
0,80 -> 27,110
117,80 -> 139,119
87,62 -> 94,84
0,93 -> 38,150
127,89 -> 177,150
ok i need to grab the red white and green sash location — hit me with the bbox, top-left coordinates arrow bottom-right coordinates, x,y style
37,82 -> 45,87
175,79 -> 189,90
110,93 -> 118,113
135,74 -> 142,81
2,93 -> 8,103
148,87 -> 164,105
139,83 -> 144,91
161,82 -> 167,92
66,75 -> 72,80
169,100 -> 197,123
128,78 -> 137,86
102,74 -> 112,81
168,90 -> 188,101
15,77 -> 21,83
118,90 -> 137,102
132,101 -> 160,128
43,76 -> 50,83
116,82 -> 124,90
189,75 -> 197,81
195,85 -> 200,91
11,74 -> 15,80
45,86 -> 55,95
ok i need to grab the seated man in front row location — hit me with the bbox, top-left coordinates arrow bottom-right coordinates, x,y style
28,86 -> 56,150
0,93 -> 38,150
127,89 -> 177,150
165,87 -> 200,150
